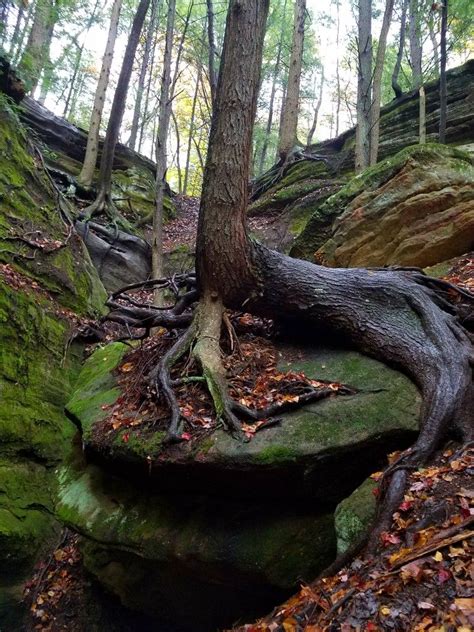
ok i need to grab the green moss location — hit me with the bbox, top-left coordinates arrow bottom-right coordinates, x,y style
112,430 -> 166,459
254,445 -> 299,465
66,343 -> 129,436
334,477 -> 377,554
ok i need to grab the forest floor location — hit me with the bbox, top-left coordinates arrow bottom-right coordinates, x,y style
16,228 -> 474,632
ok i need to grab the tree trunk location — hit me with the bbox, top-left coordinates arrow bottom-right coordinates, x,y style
369,0 -> 395,166
171,109 -> 182,194
428,13 -> 439,75
392,0 -> 408,99
152,0 -> 175,302
419,85 -> 426,143
77,0 -> 123,188
19,0 -> 57,93
196,0 -> 473,539
12,0 -> 35,64
9,3 -> 25,57
355,0 -> 372,173
277,0 -> 306,159
258,0 -> 287,174
206,0 -> 218,108
439,0 -> 448,143
128,0 -> 159,152
335,0 -> 341,137
183,64 -> 201,195
408,0 -> 422,90
306,65 -> 324,146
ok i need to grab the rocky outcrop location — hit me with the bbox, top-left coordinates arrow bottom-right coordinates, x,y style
57,334 -> 420,628
292,144 -> 474,267
251,61 -> 474,254
0,96 -> 106,625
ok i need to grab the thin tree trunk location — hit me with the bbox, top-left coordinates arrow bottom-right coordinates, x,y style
428,15 -> 439,75
171,109 -> 182,194
206,0 -> 218,108
19,0 -> 57,93
258,0 -> 287,175
138,1 -> 161,154
85,0 -> 151,213
355,0 -> 372,172
335,0 -> 341,137
369,0 -> 395,165
392,0 -> 408,98
128,0 -> 158,151
152,0 -> 176,302
306,65 -> 324,146
63,43 -> 83,117
77,0 -> 123,187
12,0 -> 35,64
183,64 -> 201,195
9,3 -> 24,57
419,85 -> 426,143
408,0 -> 422,90
277,0 -> 306,158
439,0 -> 448,143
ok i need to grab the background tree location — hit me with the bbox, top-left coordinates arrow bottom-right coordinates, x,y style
439,0 -> 448,142
152,0 -> 176,301
355,0 -> 372,172
77,0 -> 123,187
84,0 -> 150,215
278,0 -> 306,158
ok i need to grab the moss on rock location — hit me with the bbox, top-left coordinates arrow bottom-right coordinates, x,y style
334,477 -> 377,554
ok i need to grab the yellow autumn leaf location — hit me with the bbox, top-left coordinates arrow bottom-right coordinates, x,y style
433,550 -> 443,562
380,605 -> 391,616
120,362 -> 134,372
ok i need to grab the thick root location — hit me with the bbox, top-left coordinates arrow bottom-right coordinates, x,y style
193,293 -> 244,437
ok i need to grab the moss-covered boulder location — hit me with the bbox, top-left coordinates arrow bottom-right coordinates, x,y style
0,95 -> 106,624
68,340 -> 420,503
293,144 -> 474,267
334,477 -> 377,554
56,455 -> 335,630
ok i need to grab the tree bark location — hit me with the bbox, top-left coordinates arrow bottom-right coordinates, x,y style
277,0 -> 306,159
335,0 -> 341,137
355,0 -> 372,172
369,0 -> 395,165
408,0 -> 422,90
128,0 -> 159,152
392,0 -> 408,99
77,0 -> 123,187
439,0 -> 448,143
152,0 -> 175,302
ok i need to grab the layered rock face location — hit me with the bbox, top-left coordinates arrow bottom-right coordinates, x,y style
293,144 -> 474,267
251,61 -> 474,257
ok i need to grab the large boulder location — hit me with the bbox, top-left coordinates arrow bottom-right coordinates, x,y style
292,144 -> 474,267
0,95 -> 106,625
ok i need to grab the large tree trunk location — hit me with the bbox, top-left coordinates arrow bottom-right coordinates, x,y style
196,0 -> 473,542
77,0 -> 123,188
84,0 -> 150,215
439,0 -> 448,143
369,0 -> 395,165
392,0 -> 408,98
355,0 -> 372,172
277,0 -> 306,159
152,0 -> 175,302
